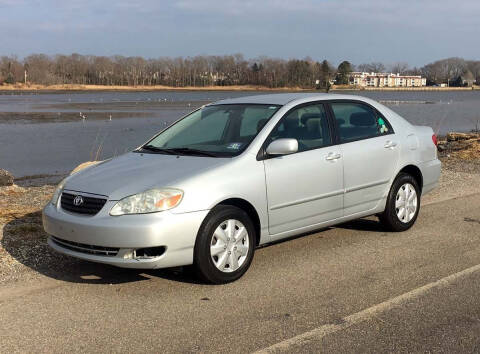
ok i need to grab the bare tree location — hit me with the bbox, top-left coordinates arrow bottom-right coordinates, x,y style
390,62 -> 409,74
0,56 -> 23,83
421,57 -> 467,85
2,52 -> 476,89
356,62 -> 386,73
466,60 -> 480,84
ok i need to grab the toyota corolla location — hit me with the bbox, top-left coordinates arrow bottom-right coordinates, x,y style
43,93 -> 441,283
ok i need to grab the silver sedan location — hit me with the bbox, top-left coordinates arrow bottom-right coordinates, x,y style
43,93 -> 441,283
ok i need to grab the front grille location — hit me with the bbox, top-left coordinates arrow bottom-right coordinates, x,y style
51,236 -> 119,257
61,192 -> 107,215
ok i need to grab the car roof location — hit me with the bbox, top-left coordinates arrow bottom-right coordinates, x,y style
212,93 -> 367,106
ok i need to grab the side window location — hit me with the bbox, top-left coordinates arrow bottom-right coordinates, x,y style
330,102 -> 392,143
267,103 -> 331,152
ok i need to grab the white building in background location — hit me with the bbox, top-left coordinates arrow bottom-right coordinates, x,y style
350,72 -> 427,87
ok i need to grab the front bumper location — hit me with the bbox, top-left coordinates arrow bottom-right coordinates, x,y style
43,202 -> 209,269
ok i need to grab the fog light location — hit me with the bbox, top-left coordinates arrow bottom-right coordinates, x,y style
122,250 -> 135,259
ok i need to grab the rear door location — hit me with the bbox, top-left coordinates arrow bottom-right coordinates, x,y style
262,102 -> 344,238
328,101 -> 400,216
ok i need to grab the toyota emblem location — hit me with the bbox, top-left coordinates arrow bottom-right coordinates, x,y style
73,195 -> 84,206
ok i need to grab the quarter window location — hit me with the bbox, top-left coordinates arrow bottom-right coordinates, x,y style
267,103 -> 331,152
330,102 -> 392,143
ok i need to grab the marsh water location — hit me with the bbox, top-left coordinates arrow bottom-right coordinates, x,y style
1,90 -> 479,177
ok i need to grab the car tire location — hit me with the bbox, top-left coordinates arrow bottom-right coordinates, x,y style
193,205 -> 256,284
379,173 -> 421,232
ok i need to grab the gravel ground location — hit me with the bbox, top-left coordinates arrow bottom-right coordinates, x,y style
0,184 -> 83,283
422,161 -> 480,205
0,156 -> 479,285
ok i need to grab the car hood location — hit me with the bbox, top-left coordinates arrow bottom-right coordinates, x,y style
64,152 -> 228,200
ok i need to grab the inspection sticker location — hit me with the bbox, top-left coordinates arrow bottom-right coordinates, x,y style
227,142 -> 243,150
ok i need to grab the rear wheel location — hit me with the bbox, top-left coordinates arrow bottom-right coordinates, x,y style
379,173 -> 420,232
194,206 -> 255,284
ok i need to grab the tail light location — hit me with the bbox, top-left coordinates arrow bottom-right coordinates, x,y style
432,134 -> 438,146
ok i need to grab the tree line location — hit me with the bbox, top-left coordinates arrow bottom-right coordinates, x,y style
0,53 -> 479,89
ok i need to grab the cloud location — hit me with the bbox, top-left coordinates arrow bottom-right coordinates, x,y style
0,0 -> 478,65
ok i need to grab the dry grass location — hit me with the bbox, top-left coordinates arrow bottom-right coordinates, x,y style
0,83 -> 309,92
452,140 -> 480,160
0,185 -> 52,220
438,133 -> 480,162
2,83 -> 479,92
71,161 -> 101,174
438,138 -> 480,174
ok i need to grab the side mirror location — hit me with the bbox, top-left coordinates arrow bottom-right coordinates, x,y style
266,138 -> 298,156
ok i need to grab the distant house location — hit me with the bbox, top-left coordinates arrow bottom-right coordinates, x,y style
451,71 -> 476,87
349,72 -> 426,87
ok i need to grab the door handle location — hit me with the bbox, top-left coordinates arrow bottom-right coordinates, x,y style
384,140 -> 398,149
325,152 -> 342,161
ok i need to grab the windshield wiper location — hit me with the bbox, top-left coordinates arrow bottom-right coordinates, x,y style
140,145 -> 177,154
166,147 -> 218,157
140,145 -> 218,157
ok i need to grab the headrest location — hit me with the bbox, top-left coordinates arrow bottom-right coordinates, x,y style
257,119 -> 268,132
300,113 -> 322,125
306,118 -> 321,132
350,112 -> 375,126
286,110 -> 299,120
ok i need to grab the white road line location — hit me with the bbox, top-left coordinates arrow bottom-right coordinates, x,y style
255,263 -> 480,353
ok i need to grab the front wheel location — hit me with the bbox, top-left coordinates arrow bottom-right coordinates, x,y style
193,206 -> 255,284
379,173 -> 421,232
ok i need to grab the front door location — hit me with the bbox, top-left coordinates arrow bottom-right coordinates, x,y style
263,102 -> 344,237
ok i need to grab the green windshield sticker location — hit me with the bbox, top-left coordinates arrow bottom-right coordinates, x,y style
378,118 -> 385,125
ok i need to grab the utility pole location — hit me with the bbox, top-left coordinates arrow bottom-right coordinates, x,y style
24,70 -> 27,85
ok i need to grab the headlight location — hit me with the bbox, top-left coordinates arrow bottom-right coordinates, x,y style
110,188 -> 183,216
51,178 -> 67,206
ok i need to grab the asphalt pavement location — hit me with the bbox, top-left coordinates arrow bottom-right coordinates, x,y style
1,193 -> 479,353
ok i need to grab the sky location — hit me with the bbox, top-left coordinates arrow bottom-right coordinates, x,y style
0,0 -> 479,66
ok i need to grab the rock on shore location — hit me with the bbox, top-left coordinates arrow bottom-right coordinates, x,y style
0,169 -> 14,186
437,132 -> 480,155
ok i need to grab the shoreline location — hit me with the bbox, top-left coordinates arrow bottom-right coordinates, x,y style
0,84 -> 309,93
0,83 -> 478,93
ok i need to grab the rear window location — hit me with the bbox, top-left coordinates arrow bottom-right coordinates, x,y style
330,102 -> 393,143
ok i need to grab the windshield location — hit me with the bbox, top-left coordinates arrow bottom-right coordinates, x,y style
142,104 -> 281,157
